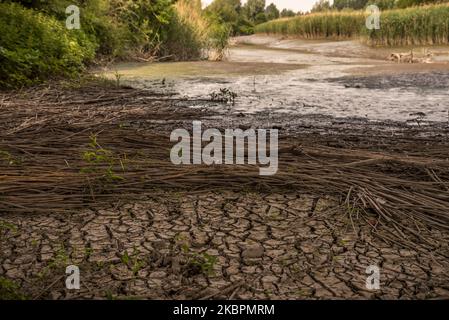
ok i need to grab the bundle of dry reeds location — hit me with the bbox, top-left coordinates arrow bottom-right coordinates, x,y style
1,82 -> 449,253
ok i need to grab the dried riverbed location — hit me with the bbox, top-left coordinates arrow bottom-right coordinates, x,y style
1,36 -> 449,300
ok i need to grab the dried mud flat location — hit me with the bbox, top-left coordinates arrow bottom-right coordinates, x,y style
2,191 -> 449,300
1,80 -> 449,300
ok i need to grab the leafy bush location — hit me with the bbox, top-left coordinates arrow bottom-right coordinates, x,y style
109,0 -> 174,56
207,22 -> 231,60
0,2 -> 96,88
0,0 -> 230,88
7,0 -> 144,57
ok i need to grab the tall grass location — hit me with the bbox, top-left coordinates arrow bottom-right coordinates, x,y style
163,0 -> 208,60
255,11 -> 364,40
255,3 -> 449,46
364,4 -> 449,45
148,0 -> 230,60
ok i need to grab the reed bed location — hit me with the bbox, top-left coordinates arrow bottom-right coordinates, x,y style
255,11 -> 364,40
366,4 -> 449,46
1,82 -> 449,252
255,3 -> 449,46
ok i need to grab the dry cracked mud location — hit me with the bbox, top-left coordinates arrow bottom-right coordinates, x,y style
1,191 -> 448,300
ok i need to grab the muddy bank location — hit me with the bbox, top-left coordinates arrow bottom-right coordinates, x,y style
101,35 -> 449,123
233,35 -> 449,62
109,60 -> 305,78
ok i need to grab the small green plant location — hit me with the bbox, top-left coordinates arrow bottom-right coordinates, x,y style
121,247 -> 146,276
185,250 -> 218,276
0,220 -> 18,234
174,235 -> 217,276
84,247 -> 93,259
114,70 -> 122,87
192,252 -> 217,275
0,277 -> 27,300
80,134 -> 124,182
0,150 -> 20,166
0,220 -> 18,242
121,251 -> 130,265
38,244 -> 70,278
105,290 -> 115,300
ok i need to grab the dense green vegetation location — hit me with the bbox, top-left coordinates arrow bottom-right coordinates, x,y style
0,0 -> 228,88
4,0 -> 446,88
255,2 -> 449,46
0,2 -> 96,88
203,0 -> 449,38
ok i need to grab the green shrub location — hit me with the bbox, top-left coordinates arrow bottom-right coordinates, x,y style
7,0 -> 133,57
106,0 -> 175,57
207,21 -> 231,60
0,0 -> 230,88
0,277 -> 26,300
0,2 -> 96,88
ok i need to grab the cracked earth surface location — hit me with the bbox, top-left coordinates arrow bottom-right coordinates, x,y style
1,191 -> 448,299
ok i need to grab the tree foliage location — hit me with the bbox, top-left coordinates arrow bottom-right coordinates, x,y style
311,0 -> 332,12
280,8 -> 296,17
265,3 -> 280,20
244,0 -> 266,22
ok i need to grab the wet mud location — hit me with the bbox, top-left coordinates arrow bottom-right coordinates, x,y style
102,35 -> 449,123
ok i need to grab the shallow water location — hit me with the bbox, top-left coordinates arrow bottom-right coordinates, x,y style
102,35 -> 449,123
